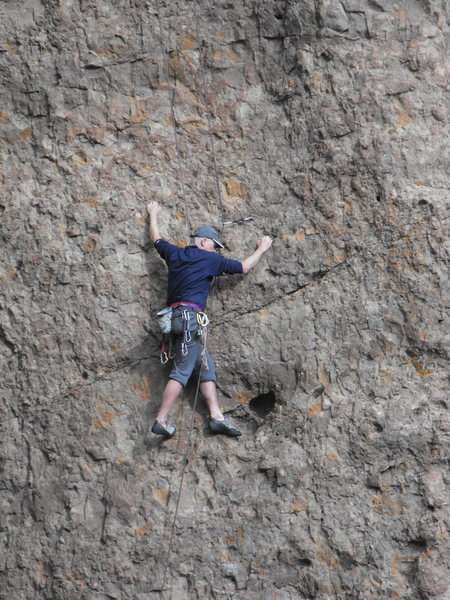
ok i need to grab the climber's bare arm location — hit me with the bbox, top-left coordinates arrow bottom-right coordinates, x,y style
241,236 -> 273,273
147,201 -> 161,243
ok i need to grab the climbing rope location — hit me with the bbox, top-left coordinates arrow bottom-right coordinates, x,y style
159,316 -> 209,596
154,0 -> 194,234
193,3 -> 226,234
154,1 -> 225,237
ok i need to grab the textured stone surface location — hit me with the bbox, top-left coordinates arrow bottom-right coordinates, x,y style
1,1 -> 449,599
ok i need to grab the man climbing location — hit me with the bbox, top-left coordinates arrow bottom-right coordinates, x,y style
147,200 -> 273,437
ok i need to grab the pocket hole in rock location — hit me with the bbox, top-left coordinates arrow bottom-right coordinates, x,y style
249,390 -> 276,418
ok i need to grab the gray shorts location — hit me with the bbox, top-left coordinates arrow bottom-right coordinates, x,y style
168,307 -> 217,386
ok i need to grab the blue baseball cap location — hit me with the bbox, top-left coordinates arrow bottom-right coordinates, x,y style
192,226 -> 224,248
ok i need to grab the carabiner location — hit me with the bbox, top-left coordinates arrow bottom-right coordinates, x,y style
183,310 -> 192,343
197,312 -> 209,327
160,351 -> 169,364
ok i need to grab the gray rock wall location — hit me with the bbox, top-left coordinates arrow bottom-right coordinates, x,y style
1,1 -> 448,599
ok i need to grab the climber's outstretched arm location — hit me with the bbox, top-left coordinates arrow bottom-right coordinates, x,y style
241,236 -> 273,273
147,201 -> 162,243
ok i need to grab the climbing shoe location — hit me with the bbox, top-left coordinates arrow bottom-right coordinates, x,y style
209,418 -> 242,437
151,420 -> 176,437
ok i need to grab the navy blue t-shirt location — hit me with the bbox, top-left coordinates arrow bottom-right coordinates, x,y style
154,239 -> 243,309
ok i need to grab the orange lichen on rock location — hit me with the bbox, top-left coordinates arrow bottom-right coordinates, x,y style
153,488 -> 170,506
135,523 -> 152,536
92,401 -> 118,429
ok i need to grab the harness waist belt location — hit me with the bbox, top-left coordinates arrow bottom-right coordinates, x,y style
170,301 -> 204,312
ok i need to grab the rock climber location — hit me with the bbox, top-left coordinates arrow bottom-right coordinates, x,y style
147,200 -> 273,437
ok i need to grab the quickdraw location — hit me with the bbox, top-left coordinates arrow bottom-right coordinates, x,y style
181,309 -> 191,355
160,336 -> 175,364
196,312 -> 210,369
160,341 -> 169,364
223,215 -> 255,226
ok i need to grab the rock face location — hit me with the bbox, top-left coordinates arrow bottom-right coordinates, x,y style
1,1 -> 449,599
